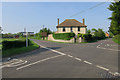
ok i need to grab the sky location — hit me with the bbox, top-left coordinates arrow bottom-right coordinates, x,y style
2,2 -> 112,34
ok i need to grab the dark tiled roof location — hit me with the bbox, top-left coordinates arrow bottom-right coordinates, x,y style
57,19 -> 87,27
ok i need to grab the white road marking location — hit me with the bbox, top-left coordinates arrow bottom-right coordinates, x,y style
83,61 -> 92,65
96,65 -> 109,71
67,55 -> 73,58
2,59 -> 18,65
97,45 -> 120,51
96,39 -> 120,51
1,59 -> 28,68
31,40 -> 118,77
10,61 -> 27,67
34,42 -> 66,55
74,57 -> 82,61
16,55 -> 63,70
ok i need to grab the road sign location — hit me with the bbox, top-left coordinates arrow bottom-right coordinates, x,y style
41,32 -> 47,37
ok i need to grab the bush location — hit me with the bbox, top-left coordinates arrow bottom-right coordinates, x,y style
77,33 -> 83,38
77,33 -> 95,42
53,32 -> 75,40
82,33 -> 93,42
93,28 -> 106,40
2,39 -> 30,50
112,34 -> 120,44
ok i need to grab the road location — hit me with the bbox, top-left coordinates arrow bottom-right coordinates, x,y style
2,38 -> 119,78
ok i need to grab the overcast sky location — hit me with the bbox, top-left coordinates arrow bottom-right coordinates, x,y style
2,2 -> 112,33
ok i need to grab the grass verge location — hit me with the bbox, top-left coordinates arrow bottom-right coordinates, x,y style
112,34 -> 120,45
2,40 -> 39,58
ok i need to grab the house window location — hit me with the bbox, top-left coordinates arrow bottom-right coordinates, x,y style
78,27 -> 80,31
63,27 -> 65,32
71,27 -> 73,32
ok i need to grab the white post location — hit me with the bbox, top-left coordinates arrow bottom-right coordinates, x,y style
26,32 -> 28,47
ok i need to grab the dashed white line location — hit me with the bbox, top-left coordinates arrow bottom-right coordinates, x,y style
96,65 -> 109,71
16,55 -> 63,70
74,57 -> 82,61
30,41 -> 119,76
67,55 -> 73,58
83,61 -> 92,65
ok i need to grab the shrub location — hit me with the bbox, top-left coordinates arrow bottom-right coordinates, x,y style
53,32 -> 75,40
82,33 -> 93,42
112,34 -> 120,44
77,33 -> 94,42
92,28 -> 106,40
77,33 -> 83,38
2,39 -> 30,50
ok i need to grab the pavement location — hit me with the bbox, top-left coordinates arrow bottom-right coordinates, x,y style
1,38 -> 120,78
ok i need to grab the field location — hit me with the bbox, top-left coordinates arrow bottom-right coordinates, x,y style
2,38 -> 39,58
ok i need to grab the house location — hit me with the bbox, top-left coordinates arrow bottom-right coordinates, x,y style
56,18 -> 87,35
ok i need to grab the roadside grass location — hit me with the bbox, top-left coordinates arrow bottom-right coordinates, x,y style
2,38 -> 26,41
112,38 -> 120,45
2,39 -> 39,58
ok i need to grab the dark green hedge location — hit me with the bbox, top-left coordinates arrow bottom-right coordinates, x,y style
53,32 -> 75,40
2,39 -> 30,50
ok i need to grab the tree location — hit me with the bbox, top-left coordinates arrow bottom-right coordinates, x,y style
108,2 -> 120,35
39,28 -> 52,35
92,28 -> 105,40
17,32 -> 23,37
87,29 -> 91,34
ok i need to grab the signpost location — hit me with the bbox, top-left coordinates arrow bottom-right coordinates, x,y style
41,32 -> 47,40
26,32 -> 28,47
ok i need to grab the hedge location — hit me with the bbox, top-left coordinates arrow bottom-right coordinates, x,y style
2,39 -> 30,50
53,32 -> 75,40
112,34 -> 120,44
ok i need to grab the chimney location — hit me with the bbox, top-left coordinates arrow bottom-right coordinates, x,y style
58,18 -> 59,25
82,18 -> 85,25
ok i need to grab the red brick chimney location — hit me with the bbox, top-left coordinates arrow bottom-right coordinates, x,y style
83,18 -> 85,25
58,18 -> 59,25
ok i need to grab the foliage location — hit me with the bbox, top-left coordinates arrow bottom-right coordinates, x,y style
87,29 -> 91,34
39,28 -> 52,35
92,28 -> 106,40
112,34 -> 120,44
32,28 -> 52,40
108,2 -> 120,35
53,32 -> 75,40
77,33 -> 93,42
2,40 -> 39,58
2,39 -> 30,50
82,33 -> 93,42
77,33 -> 83,38
77,28 -> 106,42
2,33 -> 14,38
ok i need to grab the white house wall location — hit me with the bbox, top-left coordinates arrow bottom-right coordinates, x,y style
57,27 -> 86,35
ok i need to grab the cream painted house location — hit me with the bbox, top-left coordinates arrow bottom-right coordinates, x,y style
56,18 -> 87,35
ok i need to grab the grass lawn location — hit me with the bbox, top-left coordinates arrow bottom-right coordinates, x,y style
2,39 -> 39,58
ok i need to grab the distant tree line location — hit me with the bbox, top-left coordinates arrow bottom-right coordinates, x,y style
34,28 -> 53,39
